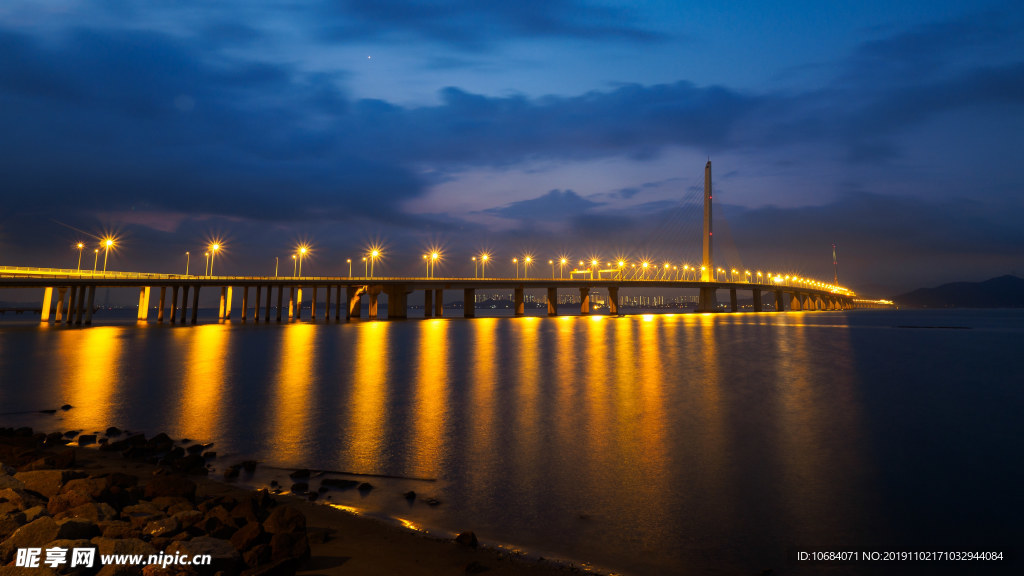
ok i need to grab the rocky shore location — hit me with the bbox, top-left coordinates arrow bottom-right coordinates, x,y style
1,426 -> 591,576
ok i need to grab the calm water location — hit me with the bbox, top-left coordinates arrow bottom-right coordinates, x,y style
1,309 -> 1022,575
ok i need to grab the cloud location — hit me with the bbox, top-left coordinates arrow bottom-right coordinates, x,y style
483,189 -> 602,221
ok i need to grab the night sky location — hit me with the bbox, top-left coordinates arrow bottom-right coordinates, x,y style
2,1 -> 1022,296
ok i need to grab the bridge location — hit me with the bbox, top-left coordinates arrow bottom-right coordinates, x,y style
0,162 -> 879,326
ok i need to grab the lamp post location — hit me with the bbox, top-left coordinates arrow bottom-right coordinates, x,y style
298,246 -> 307,277
76,243 -> 84,272
370,250 -> 380,278
102,239 -> 114,273
642,261 -> 649,279
430,251 -> 439,278
292,254 -> 297,277
590,259 -> 598,280
363,257 -> 367,277
618,261 -> 625,278
513,258 -> 519,279
423,254 -> 429,277
480,254 -> 489,278
524,256 -> 531,279
185,252 -> 190,276
347,258 -> 352,277
275,257 -> 279,277
93,249 -> 99,272
210,244 -> 220,276
560,258 -> 567,279
549,260 -> 554,279
205,252 -> 210,276
472,257 -> 477,278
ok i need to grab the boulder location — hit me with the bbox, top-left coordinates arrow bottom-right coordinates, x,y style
152,497 -> 192,512
78,434 -> 98,446
0,486 -> 45,510
0,474 -> 26,491
0,516 -> 59,562
262,507 -> 305,535
144,475 -> 197,501
143,516 -> 181,538
55,518 -> 101,540
167,537 -> 240,576
230,521 -> 266,552
269,532 -> 309,562
455,531 -> 479,548
0,512 -> 25,540
47,489 -> 93,515
98,520 -> 138,539
14,470 -> 85,498
55,501 -> 119,523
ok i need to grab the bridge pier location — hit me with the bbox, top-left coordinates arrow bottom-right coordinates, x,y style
55,287 -> 68,322
225,286 -> 233,319
346,286 -> 361,319
698,286 -> 717,312
63,286 -> 76,325
579,287 -> 590,315
170,286 -> 179,323
157,287 -> 167,322
729,288 -> 738,312
434,289 -> 443,317
790,292 -> 802,311
424,289 -> 434,317
137,286 -> 151,321
368,287 -> 380,319
241,286 -> 249,321
774,290 -> 784,312
386,287 -> 408,319
323,286 -> 331,321
752,289 -> 763,312
335,285 -> 343,320
287,287 -> 296,320
40,287 -> 53,323
514,287 -> 524,316
464,289 -> 475,318
311,286 -> 318,320
547,287 -> 558,316
84,286 -> 95,325
190,286 -> 200,324
608,287 -> 619,314
276,286 -> 284,322
181,286 -> 191,323
74,286 -> 85,325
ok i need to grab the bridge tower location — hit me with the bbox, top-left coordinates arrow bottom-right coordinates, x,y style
698,160 -> 717,311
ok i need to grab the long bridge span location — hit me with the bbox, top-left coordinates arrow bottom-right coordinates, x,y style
1,267 -> 858,326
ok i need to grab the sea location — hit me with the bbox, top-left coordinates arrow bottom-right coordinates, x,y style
1,308 -> 1021,575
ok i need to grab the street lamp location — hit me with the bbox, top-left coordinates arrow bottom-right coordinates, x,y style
369,249 -> 380,278
209,243 -> 220,276
618,260 -> 625,278
297,245 -> 307,277
92,249 -> 99,272
185,251 -> 190,276
423,254 -> 429,277
204,252 -> 210,276
275,256 -> 279,277
347,258 -> 352,277
363,257 -> 368,277
480,253 -> 489,278
524,256 -> 532,278
292,254 -> 297,277
472,257 -> 477,278
560,258 -> 567,279
513,258 -> 519,279
549,259 -> 554,278
641,261 -> 649,279
75,242 -> 84,272
102,238 -> 114,273
590,259 -> 598,280
430,251 -> 439,278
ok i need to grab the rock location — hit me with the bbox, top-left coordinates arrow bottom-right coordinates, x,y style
241,544 -> 272,569
55,502 -> 119,522
144,516 -> 181,538
47,489 -> 93,515
230,521 -> 266,552
424,497 -> 441,506
202,452 -> 217,460
455,531 -> 479,548
99,520 -> 138,539
78,434 -> 98,446
0,486 -> 46,510
269,532 -> 309,562
0,512 -> 25,540
22,505 -> 47,522
18,449 -> 76,471
240,461 -> 258,473
14,470 -> 85,498
106,427 -> 122,437
357,482 -> 374,493
167,536 -> 240,576
306,493 -> 318,502
465,561 -> 489,574
288,483 -> 308,494
262,506 -> 305,535
55,518 -> 101,540
223,465 -> 241,480
0,516 -> 59,562
60,476 -> 109,500
287,469 -> 309,480
144,475 -> 197,501
61,405 -> 73,411
403,491 -> 416,501
0,474 -> 26,491
91,537 -> 157,567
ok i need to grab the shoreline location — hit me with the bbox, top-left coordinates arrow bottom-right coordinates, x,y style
1,425 -> 609,576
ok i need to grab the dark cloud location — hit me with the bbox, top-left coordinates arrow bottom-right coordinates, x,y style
483,189 -> 602,221
314,0 -> 663,49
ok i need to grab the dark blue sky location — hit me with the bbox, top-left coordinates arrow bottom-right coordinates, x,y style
2,0 -> 1022,295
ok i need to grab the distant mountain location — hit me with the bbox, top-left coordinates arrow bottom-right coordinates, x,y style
895,275 -> 1024,308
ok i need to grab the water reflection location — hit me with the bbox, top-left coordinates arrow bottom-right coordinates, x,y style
178,326 -> 227,441
410,319 -> 447,477
270,323 -> 316,465
61,327 -> 124,428
345,321 -> 390,473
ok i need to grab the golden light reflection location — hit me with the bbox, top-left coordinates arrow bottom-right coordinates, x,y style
466,318 -> 498,506
346,321 -> 390,472
59,328 -> 123,428
271,323 -> 316,465
178,325 -> 227,440
410,319 -> 447,477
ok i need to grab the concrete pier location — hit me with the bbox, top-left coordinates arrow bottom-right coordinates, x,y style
579,287 -> 590,315
514,287 -> 524,316
433,289 -> 443,317
547,287 -> 558,316
424,289 -> 434,318
463,288 -> 475,318
608,286 -> 619,315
